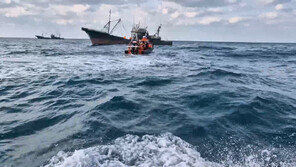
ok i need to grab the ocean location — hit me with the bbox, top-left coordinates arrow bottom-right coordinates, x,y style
0,38 -> 295,167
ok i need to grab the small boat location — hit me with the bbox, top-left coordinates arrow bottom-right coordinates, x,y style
125,25 -> 154,54
125,36 -> 154,54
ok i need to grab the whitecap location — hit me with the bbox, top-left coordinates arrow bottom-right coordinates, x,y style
44,133 -> 221,167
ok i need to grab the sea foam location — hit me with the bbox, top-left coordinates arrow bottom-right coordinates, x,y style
44,133 -> 220,167
44,133 -> 296,167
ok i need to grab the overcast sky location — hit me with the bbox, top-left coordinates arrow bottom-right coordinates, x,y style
0,0 -> 295,42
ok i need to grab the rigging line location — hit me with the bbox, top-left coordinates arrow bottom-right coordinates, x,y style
110,19 -> 121,34
121,22 -> 128,35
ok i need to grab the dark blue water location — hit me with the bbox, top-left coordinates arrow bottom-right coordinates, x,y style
0,38 -> 296,167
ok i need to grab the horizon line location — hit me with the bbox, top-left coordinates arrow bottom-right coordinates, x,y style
0,37 -> 295,44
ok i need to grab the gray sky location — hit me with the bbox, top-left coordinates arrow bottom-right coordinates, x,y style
0,0 -> 295,42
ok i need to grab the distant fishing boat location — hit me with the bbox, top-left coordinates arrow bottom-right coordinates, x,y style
35,34 -> 64,40
82,10 -> 129,45
82,10 -> 172,46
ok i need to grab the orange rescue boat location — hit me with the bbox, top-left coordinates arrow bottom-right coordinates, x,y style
125,36 -> 154,54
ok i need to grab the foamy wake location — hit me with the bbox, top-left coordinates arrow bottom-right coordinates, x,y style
44,133 -> 295,167
44,133 -> 221,167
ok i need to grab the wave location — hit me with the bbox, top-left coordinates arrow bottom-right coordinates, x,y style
7,50 -> 35,55
0,113 -> 75,140
136,77 -> 173,87
188,69 -> 244,78
97,96 -> 141,111
198,45 -> 236,51
44,133 -> 220,167
65,77 -> 112,86
44,133 -> 296,167
177,45 -> 236,52
223,48 -> 296,59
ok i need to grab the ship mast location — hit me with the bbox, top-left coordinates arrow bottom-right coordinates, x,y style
102,10 -> 121,34
108,10 -> 111,34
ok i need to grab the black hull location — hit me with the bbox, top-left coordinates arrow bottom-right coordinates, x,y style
36,35 -> 50,39
82,27 -> 129,45
149,38 -> 173,45
51,37 -> 64,40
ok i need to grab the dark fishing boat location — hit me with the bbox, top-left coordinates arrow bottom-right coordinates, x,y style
82,10 -> 129,45
35,34 -> 64,40
149,24 -> 173,45
82,11 -> 172,46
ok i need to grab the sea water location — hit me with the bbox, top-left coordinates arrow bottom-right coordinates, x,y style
0,38 -> 296,167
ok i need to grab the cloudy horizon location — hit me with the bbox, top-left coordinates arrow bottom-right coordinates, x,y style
0,0 -> 296,42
